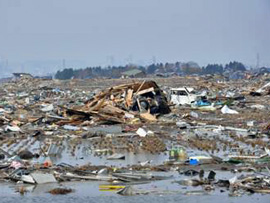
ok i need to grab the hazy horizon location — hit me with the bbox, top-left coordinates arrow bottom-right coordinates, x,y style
0,0 -> 269,77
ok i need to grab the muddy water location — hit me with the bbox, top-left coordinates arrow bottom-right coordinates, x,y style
2,125 -> 270,202
1,171 -> 269,203
31,139 -> 169,167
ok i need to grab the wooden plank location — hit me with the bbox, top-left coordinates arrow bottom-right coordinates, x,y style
140,112 -> 157,122
91,98 -> 106,111
126,89 -> 133,107
100,105 -> 125,116
135,80 -> 146,94
136,87 -> 154,96
136,99 -> 142,112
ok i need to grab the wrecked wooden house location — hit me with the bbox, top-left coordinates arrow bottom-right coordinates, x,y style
59,80 -> 171,124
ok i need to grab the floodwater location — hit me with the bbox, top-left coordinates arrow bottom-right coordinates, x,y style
2,126 -> 270,202
1,171 -> 269,203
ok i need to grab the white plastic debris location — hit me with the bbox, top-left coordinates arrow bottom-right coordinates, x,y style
140,160 -> 152,166
63,125 -> 80,131
250,104 -> 265,110
107,153 -> 125,160
147,130 -> 154,136
213,125 -> 225,133
229,176 -> 237,185
124,113 -> 135,119
256,82 -> 270,93
5,125 -> 21,132
265,148 -> 270,156
136,128 -> 147,137
41,104 -> 54,112
98,168 -> 108,175
31,172 -> 57,184
221,105 -> 239,114
25,97 -> 30,104
190,111 -> 199,118
247,121 -> 255,127
189,155 -> 213,161
176,121 -> 189,128
226,91 -> 235,98
21,175 -> 35,184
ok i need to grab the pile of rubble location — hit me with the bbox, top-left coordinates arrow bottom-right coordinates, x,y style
60,80 -> 171,124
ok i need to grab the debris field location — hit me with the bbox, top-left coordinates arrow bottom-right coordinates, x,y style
0,74 -> 270,197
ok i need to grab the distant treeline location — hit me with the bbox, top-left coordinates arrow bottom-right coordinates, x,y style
55,61 -> 246,80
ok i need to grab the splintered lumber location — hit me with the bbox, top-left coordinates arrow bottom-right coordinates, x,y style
59,81 -> 170,124
140,112 -> 157,122
125,89 -> 133,107
136,87 -> 155,96
90,98 -> 106,111
59,106 -> 93,116
137,99 -> 142,112
85,98 -> 99,109
135,80 -> 146,94
99,105 -> 125,117
97,114 -> 125,123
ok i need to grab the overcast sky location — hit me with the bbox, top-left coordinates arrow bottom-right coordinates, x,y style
0,0 -> 269,75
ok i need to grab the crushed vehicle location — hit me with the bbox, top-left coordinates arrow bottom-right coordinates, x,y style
170,87 -> 200,105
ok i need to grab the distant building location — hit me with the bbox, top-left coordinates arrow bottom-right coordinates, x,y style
121,69 -> 146,78
155,72 -> 178,78
34,75 -> 53,79
259,67 -> 270,74
13,73 -> 33,79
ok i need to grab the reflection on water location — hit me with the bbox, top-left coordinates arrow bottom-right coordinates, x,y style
0,174 -> 269,203
41,140 -> 169,167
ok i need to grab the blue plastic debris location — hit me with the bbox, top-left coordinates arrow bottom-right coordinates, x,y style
189,159 -> 199,165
